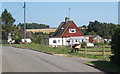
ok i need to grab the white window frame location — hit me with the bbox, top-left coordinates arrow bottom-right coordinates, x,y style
53,40 -> 57,43
69,29 -> 76,33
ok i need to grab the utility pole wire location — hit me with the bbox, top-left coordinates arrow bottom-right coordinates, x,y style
18,2 -> 23,7
12,7 -> 23,15
26,8 -> 34,23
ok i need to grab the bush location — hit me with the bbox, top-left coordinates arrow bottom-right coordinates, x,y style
81,42 -> 87,47
110,27 -> 120,65
94,43 -> 105,46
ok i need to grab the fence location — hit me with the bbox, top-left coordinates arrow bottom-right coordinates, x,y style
79,46 -> 112,57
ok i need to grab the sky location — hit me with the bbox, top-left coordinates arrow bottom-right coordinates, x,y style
2,2 -> 118,28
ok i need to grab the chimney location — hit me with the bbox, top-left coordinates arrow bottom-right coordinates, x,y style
65,16 -> 69,23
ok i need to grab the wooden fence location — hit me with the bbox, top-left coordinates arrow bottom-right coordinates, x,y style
79,46 -> 112,57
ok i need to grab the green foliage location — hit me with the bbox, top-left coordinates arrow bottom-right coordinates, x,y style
12,31 -> 22,44
1,9 -> 15,25
1,9 -> 22,44
49,32 -> 55,37
17,23 -> 49,29
88,31 -> 97,35
31,32 -> 49,44
110,26 -> 120,65
80,29 -> 87,35
94,43 -> 105,46
86,61 -> 120,72
79,25 -> 88,35
87,20 -> 117,39
7,43 -> 69,54
81,42 -> 87,47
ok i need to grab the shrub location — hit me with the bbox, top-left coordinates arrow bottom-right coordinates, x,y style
94,43 -> 105,46
110,27 -> 120,65
81,42 -> 87,47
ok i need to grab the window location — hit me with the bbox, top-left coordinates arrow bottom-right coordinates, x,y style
66,39 -> 70,42
75,40 -> 77,42
58,40 -> 60,43
53,40 -> 56,43
69,29 -> 76,33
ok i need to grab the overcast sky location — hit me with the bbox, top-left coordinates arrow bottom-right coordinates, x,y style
2,2 -> 118,28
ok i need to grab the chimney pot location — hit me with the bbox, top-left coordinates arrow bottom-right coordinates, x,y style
65,17 -> 69,22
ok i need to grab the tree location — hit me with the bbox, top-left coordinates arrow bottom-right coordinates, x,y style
31,32 -> 49,44
110,26 -> 120,65
87,20 -> 117,39
88,31 -> 97,35
1,9 -> 15,25
17,23 -> 49,29
1,9 -> 21,43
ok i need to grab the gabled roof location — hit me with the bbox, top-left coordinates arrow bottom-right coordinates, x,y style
52,20 -> 83,38
52,21 -> 71,37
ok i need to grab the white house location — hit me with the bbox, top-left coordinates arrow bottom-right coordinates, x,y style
44,17 -> 94,47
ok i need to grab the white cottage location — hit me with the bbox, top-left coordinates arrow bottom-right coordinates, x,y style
44,17 -> 93,47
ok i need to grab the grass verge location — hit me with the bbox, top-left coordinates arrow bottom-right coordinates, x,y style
85,61 -> 120,72
3,43 -> 69,54
3,43 -> 110,60
68,52 -> 110,60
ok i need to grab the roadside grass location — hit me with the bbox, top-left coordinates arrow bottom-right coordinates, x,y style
68,52 -> 110,60
3,43 -> 120,72
78,51 -> 111,55
85,61 -> 120,72
4,43 -> 69,54
80,48 -> 111,51
3,43 -> 111,60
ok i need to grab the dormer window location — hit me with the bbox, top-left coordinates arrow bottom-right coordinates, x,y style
69,29 -> 76,33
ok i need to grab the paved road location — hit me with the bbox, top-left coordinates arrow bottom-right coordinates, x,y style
2,46 -> 102,72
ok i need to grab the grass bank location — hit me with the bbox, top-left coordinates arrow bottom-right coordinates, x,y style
68,52 -> 110,60
85,61 -> 120,72
3,43 -> 111,60
4,43 -> 69,54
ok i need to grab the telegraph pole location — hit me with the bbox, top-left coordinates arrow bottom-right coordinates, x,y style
23,2 -> 26,43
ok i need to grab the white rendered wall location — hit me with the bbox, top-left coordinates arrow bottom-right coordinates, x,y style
49,36 -> 90,47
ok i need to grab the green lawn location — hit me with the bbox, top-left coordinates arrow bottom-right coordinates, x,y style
80,47 -> 111,51
4,43 -> 69,54
78,51 -> 111,56
68,52 -> 110,60
3,43 -> 111,60
85,61 -> 120,72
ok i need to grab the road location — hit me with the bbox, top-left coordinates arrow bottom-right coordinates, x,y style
2,46 -> 102,72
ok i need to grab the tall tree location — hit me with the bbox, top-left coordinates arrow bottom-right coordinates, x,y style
1,9 -> 15,25
110,26 -> 120,65
1,9 -> 19,42
87,20 -> 117,39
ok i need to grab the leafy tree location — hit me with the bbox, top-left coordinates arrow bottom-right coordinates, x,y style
1,9 -> 22,43
17,23 -> 49,29
88,31 -> 97,35
12,31 -> 22,44
1,9 -> 15,25
87,20 -> 117,39
31,32 -> 49,44
49,32 -> 55,37
79,25 -> 88,35
110,26 -> 120,65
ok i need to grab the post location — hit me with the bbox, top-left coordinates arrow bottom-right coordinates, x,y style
85,46 -> 87,55
62,36 -> 63,47
24,2 -> 26,43
102,46 -> 105,57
